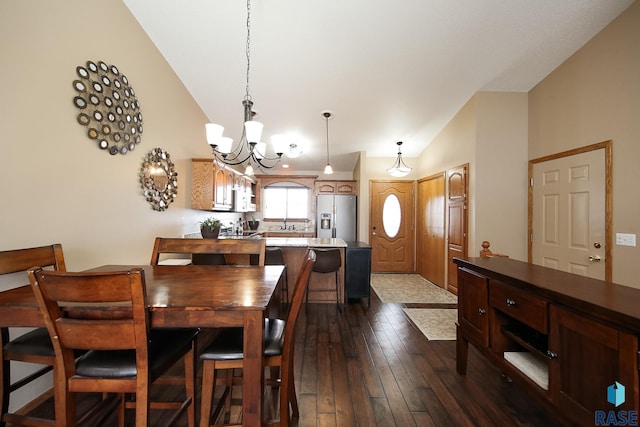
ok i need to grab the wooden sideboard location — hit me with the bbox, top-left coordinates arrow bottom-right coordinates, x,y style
454,256 -> 640,426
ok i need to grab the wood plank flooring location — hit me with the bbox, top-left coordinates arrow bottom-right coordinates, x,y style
17,288 -> 565,426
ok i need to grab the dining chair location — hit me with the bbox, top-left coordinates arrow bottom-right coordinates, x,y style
198,249 -> 316,427
27,267 -> 199,427
0,244 -> 66,427
150,237 -> 265,266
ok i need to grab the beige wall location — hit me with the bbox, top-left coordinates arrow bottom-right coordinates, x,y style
475,92 -> 528,261
0,0 -> 224,274
415,92 -> 528,267
0,0 -> 216,409
529,1 -> 640,286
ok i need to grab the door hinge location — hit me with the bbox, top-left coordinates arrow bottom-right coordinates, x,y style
530,178 -> 534,187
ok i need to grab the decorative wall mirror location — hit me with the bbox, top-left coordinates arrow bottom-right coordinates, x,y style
139,148 -> 178,211
72,60 -> 143,155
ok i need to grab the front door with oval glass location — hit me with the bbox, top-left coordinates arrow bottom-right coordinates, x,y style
370,181 -> 415,272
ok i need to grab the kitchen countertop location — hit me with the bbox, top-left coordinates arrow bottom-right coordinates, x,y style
265,237 -> 347,248
182,233 -> 345,247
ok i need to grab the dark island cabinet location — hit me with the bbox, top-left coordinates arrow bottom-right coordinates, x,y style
345,242 -> 371,305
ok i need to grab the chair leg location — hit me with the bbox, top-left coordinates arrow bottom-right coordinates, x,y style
184,345 -> 196,427
135,386 -> 149,427
223,369 -> 233,422
117,394 -> 125,427
288,367 -> 298,418
199,361 -> 215,427
335,271 -> 343,312
53,368 -> 76,427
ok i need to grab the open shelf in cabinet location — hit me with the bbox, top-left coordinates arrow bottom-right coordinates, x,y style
500,322 -> 551,362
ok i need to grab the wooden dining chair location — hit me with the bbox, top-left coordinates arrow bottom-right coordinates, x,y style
27,267 -> 199,427
150,237 -> 266,266
0,244 -> 66,427
198,249 -> 316,427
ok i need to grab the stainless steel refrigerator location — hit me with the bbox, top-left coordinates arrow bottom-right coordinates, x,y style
316,194 -> 357,241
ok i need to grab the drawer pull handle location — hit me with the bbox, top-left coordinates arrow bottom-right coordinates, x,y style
506,298 -> 517,307
478,308 -> 486,315
546,350 -> 558,359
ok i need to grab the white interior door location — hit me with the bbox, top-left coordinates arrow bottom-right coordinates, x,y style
532,149 -> 605,279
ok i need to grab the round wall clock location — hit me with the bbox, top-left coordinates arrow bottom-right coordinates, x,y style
72,60 -> 143,155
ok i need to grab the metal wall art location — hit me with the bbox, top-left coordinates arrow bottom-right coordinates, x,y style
73,60 -> 143,155
139,148 -> 178,211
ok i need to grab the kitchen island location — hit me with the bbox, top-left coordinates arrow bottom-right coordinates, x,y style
181,234 -> 348,304
265,238 -> 347,304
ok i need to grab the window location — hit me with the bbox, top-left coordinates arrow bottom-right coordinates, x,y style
263,186 -> 310,219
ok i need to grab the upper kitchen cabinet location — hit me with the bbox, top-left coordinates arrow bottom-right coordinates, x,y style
191,159 -> 254,212
314,180 -> 357,195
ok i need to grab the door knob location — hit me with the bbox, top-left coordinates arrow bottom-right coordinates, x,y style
589,255 -> 601,262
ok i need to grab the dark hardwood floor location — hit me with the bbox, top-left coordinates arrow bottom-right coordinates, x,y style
18,289 -> 564,426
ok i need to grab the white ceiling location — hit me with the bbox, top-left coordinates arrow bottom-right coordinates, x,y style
123,0 -> 633,173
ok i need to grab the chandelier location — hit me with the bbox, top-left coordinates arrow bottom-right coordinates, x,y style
205,0 -> 286,176
386,141 -> 412,177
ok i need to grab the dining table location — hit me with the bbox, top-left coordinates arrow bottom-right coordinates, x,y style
0,264 -> 285,427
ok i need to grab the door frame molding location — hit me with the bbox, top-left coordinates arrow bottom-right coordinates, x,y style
528,140 -> 612,281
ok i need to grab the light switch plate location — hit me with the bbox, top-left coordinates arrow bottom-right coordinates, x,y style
616,233 -> 637,247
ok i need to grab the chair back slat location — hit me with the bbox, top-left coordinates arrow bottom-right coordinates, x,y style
0,244 -> 66,276
150,237 -> 266,266
56,320 -> 137,350
28,268 -> 148,354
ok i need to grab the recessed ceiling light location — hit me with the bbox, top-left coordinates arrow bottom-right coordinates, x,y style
282,164 -> 290,168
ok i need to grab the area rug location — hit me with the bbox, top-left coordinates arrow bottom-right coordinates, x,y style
403,308 -> 458,341
370,274 -> 457,304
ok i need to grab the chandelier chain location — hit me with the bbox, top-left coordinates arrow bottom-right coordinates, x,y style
245,0 -> 252,102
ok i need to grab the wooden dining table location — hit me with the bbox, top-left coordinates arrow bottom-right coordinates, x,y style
0,264 -> 285,427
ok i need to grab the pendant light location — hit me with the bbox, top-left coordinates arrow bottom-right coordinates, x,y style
387,141 -> 412,177
322,111 -> 334,175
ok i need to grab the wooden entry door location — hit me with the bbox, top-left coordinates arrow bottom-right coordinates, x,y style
447,165 -> 468,295
370,180 -> 415,272
530,142 -> 611,280
417,174 -> 445,287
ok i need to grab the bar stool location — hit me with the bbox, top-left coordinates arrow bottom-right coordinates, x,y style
307,248 -> 342,309
253,247 -> 289,305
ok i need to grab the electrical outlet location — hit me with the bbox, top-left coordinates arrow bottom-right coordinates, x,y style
616,233 -> 636,247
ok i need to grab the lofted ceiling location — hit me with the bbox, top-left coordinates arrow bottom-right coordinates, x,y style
123,0 -> 633,173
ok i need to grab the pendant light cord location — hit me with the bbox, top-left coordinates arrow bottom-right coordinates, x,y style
325,115 -> 330,162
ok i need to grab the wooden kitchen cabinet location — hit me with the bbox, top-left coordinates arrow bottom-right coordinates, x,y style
192,158 -> 215,210
455,257 -> 640,426
314,180 -> 357,195
191,158 -> 236,211
213,167 -> 233,210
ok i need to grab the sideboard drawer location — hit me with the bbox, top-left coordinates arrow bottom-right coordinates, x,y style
490,280 -> 548,333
